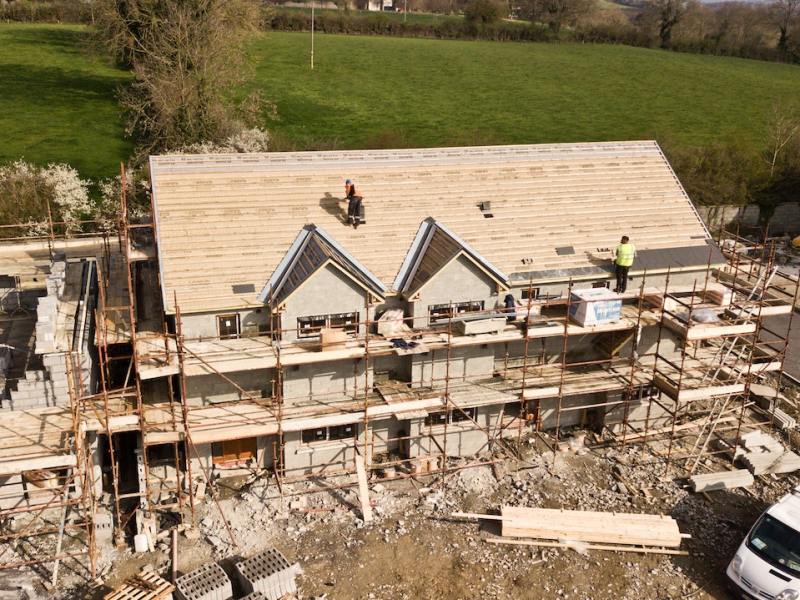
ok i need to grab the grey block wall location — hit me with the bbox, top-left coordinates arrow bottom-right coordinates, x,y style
282,427 -> 363,476
279,263 -> 374,342
185,369 -> 275,406
408,254 -> 501,328
282,358 -> 371,406
410,345 -> 494,388
181,308 -> 272,340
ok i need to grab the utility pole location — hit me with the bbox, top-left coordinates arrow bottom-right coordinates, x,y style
404,0 -> 407,22
311,0 -> 315,70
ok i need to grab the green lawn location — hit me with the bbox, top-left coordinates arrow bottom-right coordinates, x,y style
253,32 -> 800,151
0,24 -> 130,180
2,24 -> 800,180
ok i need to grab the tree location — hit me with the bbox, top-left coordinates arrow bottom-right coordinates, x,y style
518,0 -> 594,32
95,0 -> 268,156
769,0 -> 800,56
464,0 -> 505,24
648,0 -> 691,48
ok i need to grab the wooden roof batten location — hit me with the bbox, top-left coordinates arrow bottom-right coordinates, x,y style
149,141 -> 717,314
257,224 -> 387,309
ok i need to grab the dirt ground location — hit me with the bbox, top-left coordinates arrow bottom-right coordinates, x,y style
5,423 -> 792,600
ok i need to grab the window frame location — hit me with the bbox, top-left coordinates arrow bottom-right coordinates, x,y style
300,423 -> 357,445
424,407 -> 478,427
520,287 -> 541,301
428,300 -> 485,323
297,312 -> 360,338
216,313 -> 240,340
211,437 -> 257,466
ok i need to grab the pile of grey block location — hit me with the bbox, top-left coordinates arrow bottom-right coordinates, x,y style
175,562 -> 232,600
240,594 -> 268,600
234,548 -> 301,600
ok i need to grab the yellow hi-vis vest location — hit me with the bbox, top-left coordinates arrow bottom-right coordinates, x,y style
615,243 -> 635,267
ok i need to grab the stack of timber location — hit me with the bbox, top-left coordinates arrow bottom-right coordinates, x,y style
736,431 -> 800,475
689,469 -> 754,492
455,506 -> 687,555
702,284 -> 733,306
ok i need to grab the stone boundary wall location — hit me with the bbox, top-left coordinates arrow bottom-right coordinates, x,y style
695,202 -> 800,235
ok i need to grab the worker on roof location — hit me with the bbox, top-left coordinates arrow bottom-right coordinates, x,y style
613,235 -> 636,294
344,178 -> 363,229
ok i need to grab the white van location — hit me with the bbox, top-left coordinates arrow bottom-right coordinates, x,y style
727,485 -> 800,599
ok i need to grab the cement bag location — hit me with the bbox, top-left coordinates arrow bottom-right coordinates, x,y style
691,308 -> 720,323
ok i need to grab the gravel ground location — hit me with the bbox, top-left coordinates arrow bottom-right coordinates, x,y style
6,425 -> 795,600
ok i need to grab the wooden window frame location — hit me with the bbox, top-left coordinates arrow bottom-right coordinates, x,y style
297,312 -> 359,338
217,313 -> 240,340
520,287 -> 541,301
211,437 -> 257,466
428,300 -> 485,323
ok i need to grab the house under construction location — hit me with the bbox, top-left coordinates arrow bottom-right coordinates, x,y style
0,141 -> 797,580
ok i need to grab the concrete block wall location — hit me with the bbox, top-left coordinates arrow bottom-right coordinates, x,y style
279,263 -> 374,343
283,426 -> 363,476
181,308 -> 271,340
283,358 -> 371,406
175,562 -> 232,600
410,345 -> 494,388
4,351 -> 89,410
408,254 -> 501,329
184,369 -> 275,406
407,405 -> 502,460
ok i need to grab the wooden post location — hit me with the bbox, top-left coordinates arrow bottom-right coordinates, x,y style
171,528 -> 178,583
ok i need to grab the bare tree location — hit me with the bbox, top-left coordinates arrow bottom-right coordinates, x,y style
518,0 -> 595,32
764,101 -> 800,180
769,0 -> 800,55
95,0 -> 267,156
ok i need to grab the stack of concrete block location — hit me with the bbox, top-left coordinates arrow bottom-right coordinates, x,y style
234,548 -> 301,600
736,430 -> 800,476
689,469 -> 754,492
4,350 -> 88,410
175,563 -> 232,600
240,594 -> 267,600
750,384 -> 797,431
35,261 -> 67,355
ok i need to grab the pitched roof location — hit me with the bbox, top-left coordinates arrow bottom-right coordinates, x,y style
149,141 -> 715,314
257,225 -> 386,307
394,218 -> 507,296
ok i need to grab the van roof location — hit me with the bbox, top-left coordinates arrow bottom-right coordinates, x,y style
767,486 -> 800,528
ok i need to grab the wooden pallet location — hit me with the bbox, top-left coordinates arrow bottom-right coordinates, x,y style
104,569 -> 174,600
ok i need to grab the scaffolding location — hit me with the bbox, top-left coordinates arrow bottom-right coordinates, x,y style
0,182 -> 799,580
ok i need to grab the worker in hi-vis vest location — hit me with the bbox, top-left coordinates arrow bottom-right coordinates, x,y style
613,236 -> 636,293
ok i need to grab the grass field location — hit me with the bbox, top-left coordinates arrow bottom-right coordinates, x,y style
0,24 -> 130,180
253,33 -> 800,151
2,24 -> 800,179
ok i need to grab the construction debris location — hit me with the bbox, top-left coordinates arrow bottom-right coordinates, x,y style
689,469 -> 754,493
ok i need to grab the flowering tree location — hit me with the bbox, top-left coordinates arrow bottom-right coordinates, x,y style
0,161 -> 91,238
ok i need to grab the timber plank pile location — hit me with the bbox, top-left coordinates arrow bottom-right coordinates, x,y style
455,506 -> 687,555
